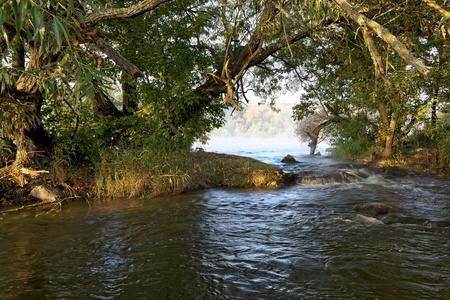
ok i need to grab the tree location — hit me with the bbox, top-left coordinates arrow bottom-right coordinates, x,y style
295,109 -> 329,155
289,0 -> 449,159
0,0 -> 170,182
1,0 -> 449,187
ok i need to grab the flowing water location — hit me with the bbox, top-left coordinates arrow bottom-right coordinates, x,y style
1,149 -> 449,299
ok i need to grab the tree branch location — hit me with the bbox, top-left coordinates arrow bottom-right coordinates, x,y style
84,0 -> 170,28
421,0 -> 450,36
93,37 -> 144,78
333,0 -> 431,75
248,16 -> 339,68
361,26 -> 391,87
421,0 -> 450,18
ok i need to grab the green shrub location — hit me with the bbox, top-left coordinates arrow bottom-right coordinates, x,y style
326,113 -> 377,160
331,137 -> 375,160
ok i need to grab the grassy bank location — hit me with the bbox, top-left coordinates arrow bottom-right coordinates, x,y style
0,150 -> 294,206
330,146 -> 450,176
94,150 -> 294,198
369,148 -> 450,176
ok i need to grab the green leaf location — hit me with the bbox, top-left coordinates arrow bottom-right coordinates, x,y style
53,19 -> 61,49
1,28 -> 11,49
57,19 -> 71,49
0,8 -> 5,28
31,4 -> 42,40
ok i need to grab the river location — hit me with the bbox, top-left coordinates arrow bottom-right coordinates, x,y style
1,148 -> 449,299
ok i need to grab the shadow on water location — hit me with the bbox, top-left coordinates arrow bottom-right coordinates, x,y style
1,150 -> 449,299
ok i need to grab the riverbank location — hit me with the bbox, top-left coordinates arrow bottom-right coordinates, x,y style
0,151 -> 295,209
363,149 -> 450,177
1,148 -> 448,212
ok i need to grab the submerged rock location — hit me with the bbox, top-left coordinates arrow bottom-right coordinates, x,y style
385,166 -> 409,176
30,185 -> 63,202
353,204 -> 390,217
281,155 -> 298,163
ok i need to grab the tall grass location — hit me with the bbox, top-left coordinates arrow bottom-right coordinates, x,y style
94,148 -> 288,199
94,148 -> 191,198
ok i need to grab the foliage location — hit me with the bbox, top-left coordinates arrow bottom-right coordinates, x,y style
326,113 -> 378,160
289,0 -> 450,160
103,0 -> 229,140
0,138 -> 12,167
1,0 -> 450,190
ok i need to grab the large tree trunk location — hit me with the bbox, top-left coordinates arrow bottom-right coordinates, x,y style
0,135 -> 29,186
122,74 -> 139,116
307,120 -> 329,155
375,96 -> 398,159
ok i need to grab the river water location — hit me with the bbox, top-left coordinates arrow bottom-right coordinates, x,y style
1,148 -> 449,299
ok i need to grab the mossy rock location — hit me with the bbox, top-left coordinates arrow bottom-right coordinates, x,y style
281,154 -> 298,163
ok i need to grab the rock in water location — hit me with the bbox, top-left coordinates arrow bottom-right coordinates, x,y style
385,166 -> 409,176
353,204 -> 390,216
354,214 -> 385,225
281,155 -> 297,163
30,185 -> 63,202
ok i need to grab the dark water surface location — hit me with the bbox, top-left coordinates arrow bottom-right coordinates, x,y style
1,150 -> 449,299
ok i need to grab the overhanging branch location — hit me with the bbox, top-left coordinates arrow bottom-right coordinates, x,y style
84,0 -> 171,28
333,0 -> 431,75
94,37 -> 144,78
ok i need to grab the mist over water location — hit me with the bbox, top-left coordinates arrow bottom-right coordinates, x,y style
198,102 -> 315,154
200,136 -> 307,153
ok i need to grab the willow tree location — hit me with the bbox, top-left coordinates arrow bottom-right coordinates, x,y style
286,0 -> 449,158
2,0 -> 448,186
0,0 -> 169,183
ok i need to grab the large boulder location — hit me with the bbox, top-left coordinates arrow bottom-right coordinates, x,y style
30,185 -> 63,202
281,154 -> 298,163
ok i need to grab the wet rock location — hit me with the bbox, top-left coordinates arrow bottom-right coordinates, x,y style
353,204 -> 390,217
423,220 -> 438,228
266,181 -> 281,189
281,155 -> 297,163
30,185 -> 63,202
354,214 -> 385,225
300,170 -> 364,185
385,166 -> 409,176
